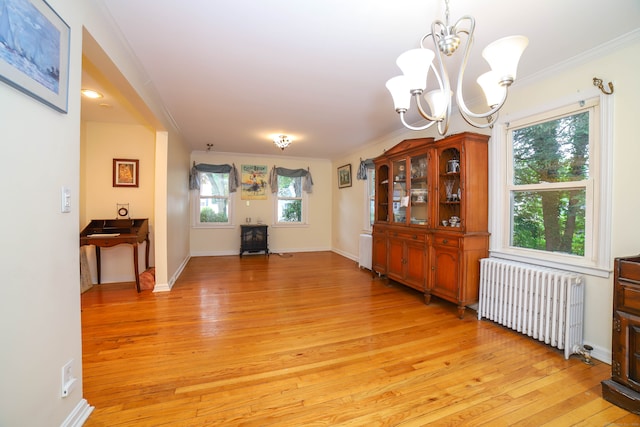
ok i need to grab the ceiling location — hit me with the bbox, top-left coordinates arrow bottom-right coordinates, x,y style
82,0 -> 640,160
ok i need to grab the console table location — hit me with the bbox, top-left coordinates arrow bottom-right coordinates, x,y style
240,224 -> 269,257
80,218 -> 150,292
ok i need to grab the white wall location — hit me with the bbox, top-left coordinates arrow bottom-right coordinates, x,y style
0,0 -> 192,424
164,129 -> 191,289
0,0 -> 87,424
190,152 -> 332,255
331,34 -> 640,363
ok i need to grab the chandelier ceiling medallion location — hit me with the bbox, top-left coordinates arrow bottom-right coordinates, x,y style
273,134 -> 292,150
386,0 -> 528,135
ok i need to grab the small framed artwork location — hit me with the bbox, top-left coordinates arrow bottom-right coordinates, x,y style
0,0 -> 70,113
113,159 -> 139,188
338,164 -> 352,189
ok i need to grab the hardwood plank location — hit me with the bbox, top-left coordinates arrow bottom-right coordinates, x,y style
81,252 -> 639,425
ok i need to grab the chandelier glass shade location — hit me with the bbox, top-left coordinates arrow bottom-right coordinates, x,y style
273,134 -> 292,150
386,1 -> 528,135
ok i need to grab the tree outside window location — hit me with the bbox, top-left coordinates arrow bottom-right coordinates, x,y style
277,175 -> 303,223
509,111 -> 589,256
198,172 -> 230,224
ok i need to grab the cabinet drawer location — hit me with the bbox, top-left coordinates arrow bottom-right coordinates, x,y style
389,231 -> 425,243
620,258 -> 640,282
618,280 -> 640,314
433,235 -> 460,248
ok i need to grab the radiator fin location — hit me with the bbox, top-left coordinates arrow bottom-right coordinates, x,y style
478,258 -> 584,359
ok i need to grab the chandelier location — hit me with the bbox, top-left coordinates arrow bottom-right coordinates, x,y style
386,0 -> 528,135
273,134 -> 292,150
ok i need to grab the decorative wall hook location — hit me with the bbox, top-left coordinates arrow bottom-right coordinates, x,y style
593,77 -> 614,95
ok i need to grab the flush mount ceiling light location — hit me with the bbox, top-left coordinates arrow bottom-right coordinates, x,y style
273,134 -> 292,150
386,0 -> 528,135
81,89 -> 103,99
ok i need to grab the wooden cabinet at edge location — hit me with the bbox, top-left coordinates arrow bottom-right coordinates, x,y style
372,132 -> 489,318
601,256 -> 640,414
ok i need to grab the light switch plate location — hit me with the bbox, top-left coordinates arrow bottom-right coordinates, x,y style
61,186 -> 71,213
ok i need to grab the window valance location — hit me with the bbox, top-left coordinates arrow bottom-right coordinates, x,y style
357,158 -> 375,180
268,166 -> 314,193
189,163 -> 239,192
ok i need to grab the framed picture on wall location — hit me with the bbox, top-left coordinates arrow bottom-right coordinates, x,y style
338,164 -> 352,189
113,159 -> 139,187
0,0 -> 70,113
241,164 -> 268,200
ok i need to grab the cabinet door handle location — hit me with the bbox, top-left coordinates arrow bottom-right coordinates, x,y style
442,239 -> 448,244
412,235 -> 417,239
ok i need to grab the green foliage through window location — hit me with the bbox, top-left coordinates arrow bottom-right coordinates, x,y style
510,111 -> 589,256
198,172 -> 230,224
277,175 -> 303,223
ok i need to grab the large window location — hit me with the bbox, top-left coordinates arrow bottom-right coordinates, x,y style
275,175 -> 306,224
492,92 -> 612,276
510,111 -> 589,255
194,171 -> 233,227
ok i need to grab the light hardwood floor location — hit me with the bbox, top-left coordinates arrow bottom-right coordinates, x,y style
81,252 -> 638,426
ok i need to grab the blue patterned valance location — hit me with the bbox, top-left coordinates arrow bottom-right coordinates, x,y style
357,158 -> 375,180
189,163 -> 239,192
268,166 -> 313,193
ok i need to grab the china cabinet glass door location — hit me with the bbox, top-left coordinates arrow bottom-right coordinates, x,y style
410,154 -> 428,225
438,147 -> 462,228
392,159 -> 407,223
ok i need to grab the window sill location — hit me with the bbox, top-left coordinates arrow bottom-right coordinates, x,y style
192,223 -> 235,229
489,250 -> 612,279
270,223 -> 309,228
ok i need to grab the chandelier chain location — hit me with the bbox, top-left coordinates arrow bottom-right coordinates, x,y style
444,0 -> 450,25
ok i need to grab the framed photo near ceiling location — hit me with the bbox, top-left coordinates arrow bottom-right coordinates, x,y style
0,0 -> 70,113
241,164 -> 268,200
113,159 -> 139,188
338,164 -> 352,189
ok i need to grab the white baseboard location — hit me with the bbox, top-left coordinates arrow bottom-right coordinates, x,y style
60,399 -> 94,427
332,248 -> 357,263
190,246 -> 333,257
153,254 -> 190,292
588,343 -> 612,365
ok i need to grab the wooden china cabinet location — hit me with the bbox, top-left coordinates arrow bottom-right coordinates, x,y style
372,132 -> 489,318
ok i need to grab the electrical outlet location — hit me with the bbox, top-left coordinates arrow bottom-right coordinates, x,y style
61,359 -> 77,398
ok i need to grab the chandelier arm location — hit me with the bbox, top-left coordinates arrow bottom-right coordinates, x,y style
429,21 -> 453,136
453,15 -> 508,121
457,88 -> 508,119
415,62 -> 451,122
399,110 -> 438,131
429,23 -> 452,104
414,94 -> 442,122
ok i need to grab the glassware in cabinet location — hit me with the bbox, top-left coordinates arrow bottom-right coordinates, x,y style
392,159 -> 407,223
410,154 -> 428,225
438,147 -> 461,228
